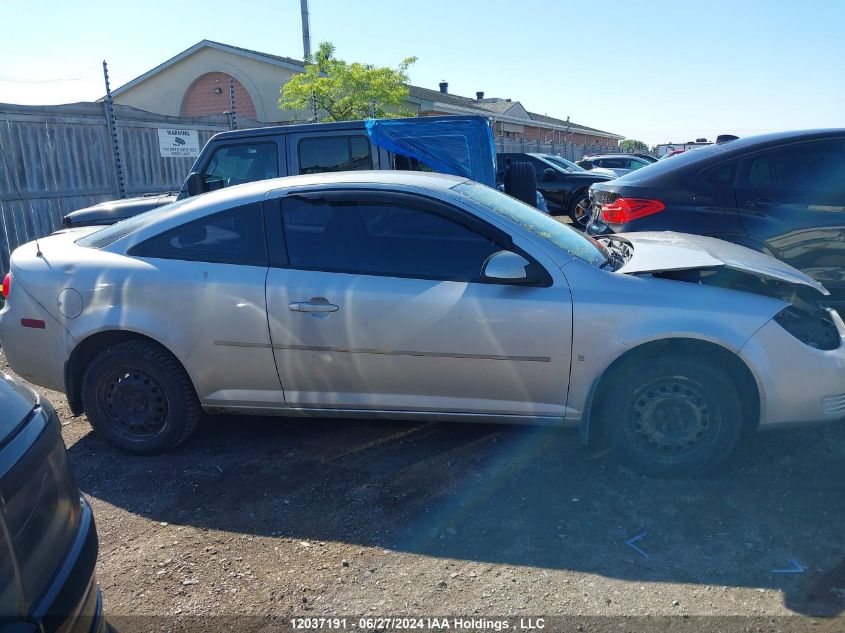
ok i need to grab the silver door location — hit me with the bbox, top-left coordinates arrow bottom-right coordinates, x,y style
264,189 -> 572,418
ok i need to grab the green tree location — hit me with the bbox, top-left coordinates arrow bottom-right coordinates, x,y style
619,139 -> 649,153
279,42 -> 417,122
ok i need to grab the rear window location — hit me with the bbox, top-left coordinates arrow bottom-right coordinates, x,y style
76,199 -> 192,249
611,143 -> 726,182
129,203 -> 267,266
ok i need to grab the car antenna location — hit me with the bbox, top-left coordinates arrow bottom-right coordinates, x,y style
0,143 -> 42,257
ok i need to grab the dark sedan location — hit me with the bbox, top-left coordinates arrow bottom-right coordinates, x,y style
0,371 -> 104,633
587,129 -> 845,309
497,152 -> 614,227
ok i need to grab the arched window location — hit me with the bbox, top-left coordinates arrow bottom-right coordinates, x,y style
181,72 -> 257,119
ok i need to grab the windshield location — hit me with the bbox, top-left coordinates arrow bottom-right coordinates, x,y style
540,154 -> 581,172
76,198 -> 193,248
452,181 -> 609,267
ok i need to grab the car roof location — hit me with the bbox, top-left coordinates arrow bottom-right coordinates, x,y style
98,171 -> 472,248
585,154 -> 648,160
706,128 -> 845,155
169,170 -> 468,216
210,114 -> 484,142
603,128 -> 845,185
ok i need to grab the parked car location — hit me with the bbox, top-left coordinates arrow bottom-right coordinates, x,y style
0,371 -> 104,632
497,152 -> 614,226
3,171 -> 844,477
587,129 -> 845,311
578,154 -> 654,176
62,115 -> 540,227
536,153 -> 618,179
633,152 -> 659,164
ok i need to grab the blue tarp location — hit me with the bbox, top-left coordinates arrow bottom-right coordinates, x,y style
365,115 -> 497,188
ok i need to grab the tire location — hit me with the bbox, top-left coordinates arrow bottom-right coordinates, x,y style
568,191 -> 593,228
503,161 -> 538,207
81,339 -> 201,454
598,355 -> 743,478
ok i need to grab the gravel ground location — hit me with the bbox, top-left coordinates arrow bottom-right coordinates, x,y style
3,348 -> 845,630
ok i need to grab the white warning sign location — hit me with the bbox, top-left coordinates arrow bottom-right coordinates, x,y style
157,129 -> 200,158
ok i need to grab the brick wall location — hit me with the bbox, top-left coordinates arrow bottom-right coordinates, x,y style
181,72 -> 257,119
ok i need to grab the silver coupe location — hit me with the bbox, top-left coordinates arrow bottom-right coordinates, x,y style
1,172 -> 843,476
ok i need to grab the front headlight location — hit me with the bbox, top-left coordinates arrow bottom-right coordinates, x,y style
773,305 -> 841,350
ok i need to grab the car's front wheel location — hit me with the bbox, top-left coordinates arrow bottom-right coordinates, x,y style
599,355 -> 743,477
81,339 -> 201,454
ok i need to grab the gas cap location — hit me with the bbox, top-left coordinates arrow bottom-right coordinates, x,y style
57,288 -> 83,319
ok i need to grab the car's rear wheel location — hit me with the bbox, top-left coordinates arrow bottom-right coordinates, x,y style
568,192 -> 593,228
81,339 -> 201,454
599,355 -> 743,477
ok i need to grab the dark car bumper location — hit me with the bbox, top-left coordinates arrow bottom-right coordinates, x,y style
30,498 -> 104,633
1,500 -> 103,633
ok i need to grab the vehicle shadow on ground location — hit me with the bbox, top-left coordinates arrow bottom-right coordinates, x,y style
68,414 -> 845,616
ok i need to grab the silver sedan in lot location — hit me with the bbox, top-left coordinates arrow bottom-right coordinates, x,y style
1,172 -> 844,476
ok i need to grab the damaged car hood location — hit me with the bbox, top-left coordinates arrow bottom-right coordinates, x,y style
614,231 -> 829,295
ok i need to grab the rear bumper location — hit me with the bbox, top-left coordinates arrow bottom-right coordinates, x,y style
0,281 -> 71,393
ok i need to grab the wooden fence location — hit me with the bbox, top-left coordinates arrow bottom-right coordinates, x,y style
0,102 -> 266,274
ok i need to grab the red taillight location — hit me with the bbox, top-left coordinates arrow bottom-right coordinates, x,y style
1,273 -> 9,300
602,198 -> 665,224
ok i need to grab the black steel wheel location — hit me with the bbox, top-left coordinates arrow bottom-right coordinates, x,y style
82,339 -> 201,454
600,354 -> 743,477
97,367 -> 170,441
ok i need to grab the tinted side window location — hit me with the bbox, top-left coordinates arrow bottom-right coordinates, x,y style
298,136 -> 373,174
281,195 -> 505,281
530,157 -> 555,177
701,161 -> 738,190
393,154 -> 436,172
744,154 -> 773,187
130,203 -> 267,266
769,141 -> 845,192
598,158 -> 626,168
203,144 -> 278,191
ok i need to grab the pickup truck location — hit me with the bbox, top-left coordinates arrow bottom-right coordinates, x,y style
63,115 -> 536,227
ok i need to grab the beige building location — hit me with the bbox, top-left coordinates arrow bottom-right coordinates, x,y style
111,40 -> 623,146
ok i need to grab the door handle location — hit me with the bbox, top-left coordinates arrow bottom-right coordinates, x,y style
289,300 -> 339,313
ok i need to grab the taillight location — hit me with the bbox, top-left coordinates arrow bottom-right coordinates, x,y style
602,198 -> 665,224
1,273 -> 10,300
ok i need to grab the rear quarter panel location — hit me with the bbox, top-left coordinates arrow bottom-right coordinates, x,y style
61,254 -> 280,406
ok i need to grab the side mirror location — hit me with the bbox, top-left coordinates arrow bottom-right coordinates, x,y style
481,250 -> 542,285
185,172 -> 206,197
542,168 -> 557,182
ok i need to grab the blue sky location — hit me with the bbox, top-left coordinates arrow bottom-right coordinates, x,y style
2,0 -> 843,145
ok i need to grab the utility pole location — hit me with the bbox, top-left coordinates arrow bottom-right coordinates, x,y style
300,0 -> 311,60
